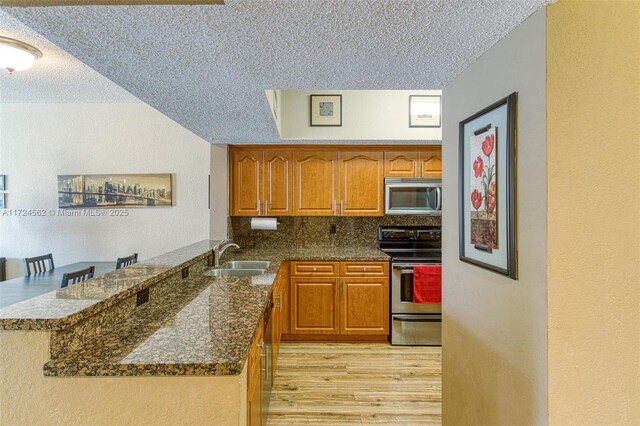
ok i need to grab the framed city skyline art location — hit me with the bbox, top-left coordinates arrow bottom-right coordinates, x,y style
57,173 -> 173,208
459,92 -> 517,279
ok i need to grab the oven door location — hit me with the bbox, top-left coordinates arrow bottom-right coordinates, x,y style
391,263 -> 441,314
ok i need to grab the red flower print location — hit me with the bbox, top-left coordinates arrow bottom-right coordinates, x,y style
473,156 -> 483,178
489,181 -> 496,198
482,133 -> 495,157
486,194 -> 496,214
471,189 -> 482,210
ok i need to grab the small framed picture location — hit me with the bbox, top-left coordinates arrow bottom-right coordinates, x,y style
310,94 -> 342,127
409,95 -> 442,128
0,175 -> 5,191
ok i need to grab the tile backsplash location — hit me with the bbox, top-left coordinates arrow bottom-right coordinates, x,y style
229,215 -> 441,249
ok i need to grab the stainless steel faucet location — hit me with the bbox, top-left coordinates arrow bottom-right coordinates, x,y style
213,240 -> 240,268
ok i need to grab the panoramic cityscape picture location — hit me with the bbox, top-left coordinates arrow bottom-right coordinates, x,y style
57,174 -> 173,208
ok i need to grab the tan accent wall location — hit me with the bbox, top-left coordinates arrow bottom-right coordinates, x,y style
441,9 -> 548,425
547,1 -> 640,423
0,331 -> 246,425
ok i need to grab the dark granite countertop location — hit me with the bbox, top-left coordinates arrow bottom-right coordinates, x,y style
0,240 -> 224,331
6,242 -> 388,377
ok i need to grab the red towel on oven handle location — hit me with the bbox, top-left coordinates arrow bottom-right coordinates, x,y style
413,265 -> 442,304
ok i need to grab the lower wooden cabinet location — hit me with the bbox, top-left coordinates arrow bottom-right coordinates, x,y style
288,261 -> 389,339
247,318 -> 264,426
340,277 -> 389,335
290,277 -> 340,334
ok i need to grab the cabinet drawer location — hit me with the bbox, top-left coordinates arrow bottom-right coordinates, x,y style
340,262 -> 389,277
290,262 -> 339,276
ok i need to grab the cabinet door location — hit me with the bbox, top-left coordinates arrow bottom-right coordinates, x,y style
338,152 -> 384,216
230,150 -> 263,216
280,262 -> 290,335
290,277 -> 340,334
293,151 -> 338,216
247,319 -> 263,426
419,148 -> 442,179
340,277 -> 389,335
384,151 -> 419,177
264,150 -> 293,216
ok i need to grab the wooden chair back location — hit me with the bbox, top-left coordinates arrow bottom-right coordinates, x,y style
61,265 -> 95,288
23,253 -> 55,276
116,253 -> 138,270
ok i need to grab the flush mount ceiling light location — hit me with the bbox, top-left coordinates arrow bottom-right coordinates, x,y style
0,36 -> 43,74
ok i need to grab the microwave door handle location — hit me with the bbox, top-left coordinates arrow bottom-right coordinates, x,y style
435,187 -> 442,211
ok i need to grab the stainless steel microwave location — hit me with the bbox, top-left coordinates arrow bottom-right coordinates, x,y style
384,178 -> 442,215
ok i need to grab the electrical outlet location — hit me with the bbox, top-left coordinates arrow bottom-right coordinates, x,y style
136,288 -> 149,306
182,267 -> 189,279
329,224 -> 337,234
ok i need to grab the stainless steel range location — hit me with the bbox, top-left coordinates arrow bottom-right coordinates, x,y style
377,225 -> 442,346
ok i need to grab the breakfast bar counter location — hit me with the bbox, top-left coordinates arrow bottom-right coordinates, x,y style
0,240 -> 388,425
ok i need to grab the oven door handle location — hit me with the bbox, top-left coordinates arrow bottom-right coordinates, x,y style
393,314 -> 442,322
392,263 -> 441,270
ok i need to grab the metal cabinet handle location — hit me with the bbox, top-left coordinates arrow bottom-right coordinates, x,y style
363,267 -> 368,272
313,267 -> 317,272
332,200 -> 336,213
257,200 -> 261,216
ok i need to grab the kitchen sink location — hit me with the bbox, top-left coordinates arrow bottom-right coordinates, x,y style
220,261 -> 271,270
205,268 -> 266,277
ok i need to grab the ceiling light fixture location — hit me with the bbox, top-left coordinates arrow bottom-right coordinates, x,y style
0,36 -> 43,74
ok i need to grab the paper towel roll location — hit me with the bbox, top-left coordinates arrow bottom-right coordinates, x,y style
251,217 -> 278,230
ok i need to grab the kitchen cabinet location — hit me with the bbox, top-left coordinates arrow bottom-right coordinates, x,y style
338,152 -> 384,216
384,151 -> 419,177
384,148 -> 442,179
419,148 -> 442,178
247,315 -> 264,426
229,145 -> 440,216
340,277 -> 389,335
293,151 -> 338,216
230,149 -> 293,217
288,261 -> 389,339
290,276 -> 340,334
279,261 -> 290,335
271,266 -> 287,376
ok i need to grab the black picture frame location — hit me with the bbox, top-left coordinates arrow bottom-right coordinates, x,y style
409,95 -> 442,128
458,92 -> 517,279
309,94 -> 342,127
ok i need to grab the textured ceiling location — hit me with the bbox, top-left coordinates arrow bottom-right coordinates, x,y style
0,10 -> 139,103
1,0 -> 552,143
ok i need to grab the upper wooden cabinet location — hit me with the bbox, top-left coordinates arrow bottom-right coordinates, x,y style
338,152 -> 384,216
230,149 -> 293,217
230,150 -> 262,216
293,151 -> 338,216
419,148 -> 442,179
264,150 -> 294,216
383,148 -> 442,179
384,151 -> 419,178
229,145 -> 441,216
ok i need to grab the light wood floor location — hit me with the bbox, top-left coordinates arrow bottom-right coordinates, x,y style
267,342 -> 442,425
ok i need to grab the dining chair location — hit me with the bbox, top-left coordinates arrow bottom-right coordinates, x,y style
116,253 -> 138,270
60,265 -> 95,288
23,253 -> 55,276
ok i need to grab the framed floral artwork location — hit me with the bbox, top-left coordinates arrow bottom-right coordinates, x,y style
458,92 -> 517,279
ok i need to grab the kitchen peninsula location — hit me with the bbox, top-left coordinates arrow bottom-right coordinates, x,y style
0,240 -> 388,425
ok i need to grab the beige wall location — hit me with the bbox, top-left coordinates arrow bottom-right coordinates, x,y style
441,9 -> 548,425
210,143 -> 229,240
547,1 -> 640,423
0,103 -> 211,279
0,331 -> 246,425
280,90 -> 442,141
